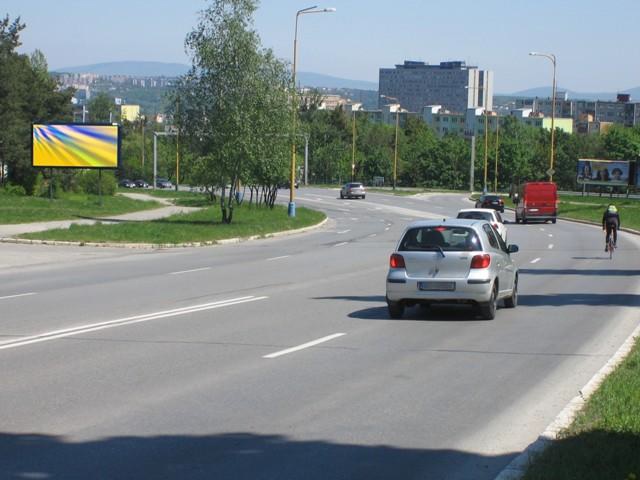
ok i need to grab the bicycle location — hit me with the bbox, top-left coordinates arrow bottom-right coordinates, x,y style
607,225 -> 617,259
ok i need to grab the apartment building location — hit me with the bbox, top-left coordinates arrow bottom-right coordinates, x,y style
379,60 -> 493,114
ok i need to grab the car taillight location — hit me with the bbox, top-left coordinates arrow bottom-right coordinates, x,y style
470,254 -> 491,269
390,254 -> 405,269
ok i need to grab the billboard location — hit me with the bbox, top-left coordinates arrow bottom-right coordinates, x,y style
576,159 -> 630,186
32,124 -> 120,169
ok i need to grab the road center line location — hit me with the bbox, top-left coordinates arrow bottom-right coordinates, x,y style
337,229 -> 351,234
334,242 -> 348,247
368,233 -> 377,238
548,244 -> 554,249
263,333 -> 346,359
0,296 -> 268,352
266,255 -> 290,261
169,267 -> 211,275
0,292 -> 37,301
548,234 -> 554,238
530,257 -> 541,264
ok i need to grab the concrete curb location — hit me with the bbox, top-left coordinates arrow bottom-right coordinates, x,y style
0,217 -> 328,250
495,321 -> 640,480
494,215 -> 640,480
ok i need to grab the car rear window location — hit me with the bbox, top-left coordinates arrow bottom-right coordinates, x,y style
457,211 -> 492,221
349,183 -> 363,188
484,195 -> 500,201
399,226 -> 481,252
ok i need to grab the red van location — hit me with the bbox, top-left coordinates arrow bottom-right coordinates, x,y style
514,182 -> 558,224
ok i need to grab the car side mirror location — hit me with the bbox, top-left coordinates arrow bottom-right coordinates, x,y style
507,244 -> 519,254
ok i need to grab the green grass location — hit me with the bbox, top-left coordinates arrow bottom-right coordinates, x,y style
558,196 -> 640,231
0,191 -> 160,224
523,337 -> 640,480
19,204 -> 326,244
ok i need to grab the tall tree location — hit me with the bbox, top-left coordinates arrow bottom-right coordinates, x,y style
175,0 -> 291,223
0,16 -> 72,192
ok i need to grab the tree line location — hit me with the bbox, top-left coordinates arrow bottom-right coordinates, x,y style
3,2 -> 640,227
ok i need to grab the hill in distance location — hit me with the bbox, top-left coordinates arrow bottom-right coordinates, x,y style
53,61 -> 190,77
510,86 -> 640,102
52,61 -> 379,90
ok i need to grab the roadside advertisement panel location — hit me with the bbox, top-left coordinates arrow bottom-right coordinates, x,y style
576,159 -> 630,186
32,124 -> 120,169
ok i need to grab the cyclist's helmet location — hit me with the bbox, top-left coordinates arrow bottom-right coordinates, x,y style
607,204 -> 618,213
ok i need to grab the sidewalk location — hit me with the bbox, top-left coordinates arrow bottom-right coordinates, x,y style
0,193 -> 200,239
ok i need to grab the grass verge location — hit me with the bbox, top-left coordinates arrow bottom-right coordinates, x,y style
523,336 -> 640,480
0,191 -> 160,224
558,195 -> 640,231
19,204 -> 325,244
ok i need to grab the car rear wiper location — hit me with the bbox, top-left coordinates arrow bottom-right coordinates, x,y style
424,245 -> 446,257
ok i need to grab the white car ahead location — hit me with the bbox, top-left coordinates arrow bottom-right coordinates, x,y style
457,208 -> 508,243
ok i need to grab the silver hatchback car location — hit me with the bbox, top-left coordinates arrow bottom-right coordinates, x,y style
340,182 -> 366,199
386,219 -> 519,320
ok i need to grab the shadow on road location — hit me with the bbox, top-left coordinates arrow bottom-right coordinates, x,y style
313,295 -> 387,303
0,431 -> 516,480
520,268 -> 640,277
519,293 -> 640,307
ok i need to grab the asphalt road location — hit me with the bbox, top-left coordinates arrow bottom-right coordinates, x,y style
1,188 -> 639,479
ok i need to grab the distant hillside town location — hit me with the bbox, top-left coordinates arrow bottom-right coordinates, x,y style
52,60 -> 639,135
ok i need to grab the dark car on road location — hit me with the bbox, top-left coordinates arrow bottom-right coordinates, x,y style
475,194 -> 504,213
134,179 -> 149,188
156,178 -> 173,189
119,179 -> 135,188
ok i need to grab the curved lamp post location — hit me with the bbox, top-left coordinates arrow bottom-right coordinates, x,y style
529,51 -> 557,181
289,5 -> 336,217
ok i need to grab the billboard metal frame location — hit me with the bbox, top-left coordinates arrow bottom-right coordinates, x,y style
31,123 -> 121,170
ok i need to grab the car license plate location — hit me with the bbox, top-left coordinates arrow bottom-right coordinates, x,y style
529,208 -> 539,212
418,281 -> 455,291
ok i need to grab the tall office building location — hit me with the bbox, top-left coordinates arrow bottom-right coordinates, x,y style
379,60 -> 493,114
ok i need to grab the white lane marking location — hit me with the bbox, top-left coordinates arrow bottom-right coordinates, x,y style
548,244 -> 554,249
337,229 -> 351,234
334,242 -> 348,247
530,257 -> 541,264
169,267 -> 211,275
375,207 -> 382,210
0,292 -> 37,301
264,333 -> 346,359
266,255 -> 291,261
385,227 -> 390,231
351,218 -> 359,221
540,228 -> 546,231
338,209 -> 350,213
368,233 -> 377,238
0,296 -> 268,351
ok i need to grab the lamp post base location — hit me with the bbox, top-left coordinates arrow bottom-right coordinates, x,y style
288,202 -> 296,217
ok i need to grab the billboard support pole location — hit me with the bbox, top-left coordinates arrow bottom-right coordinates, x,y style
98,169 -> 103,206
49,168 -> 53,201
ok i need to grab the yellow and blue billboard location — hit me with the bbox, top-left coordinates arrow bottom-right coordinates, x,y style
32,124 -> 120,169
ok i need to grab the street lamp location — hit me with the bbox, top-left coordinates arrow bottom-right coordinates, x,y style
380,94 -> 401,190
529,51 -> 557,181
289,5 -> 336,217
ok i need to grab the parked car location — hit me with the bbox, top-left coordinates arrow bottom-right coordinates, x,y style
156,178 -> 173,189
514,181 -> 558,224
134,179 -> 149,188
119,179 -> 135,188
457,208 -> 508,243
475,194 -> 504,212
386,218 -> 519,320
340,182 -> 366,199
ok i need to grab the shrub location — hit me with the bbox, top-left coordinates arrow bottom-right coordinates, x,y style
79,170 -> 117,196
2,183 -> 27,196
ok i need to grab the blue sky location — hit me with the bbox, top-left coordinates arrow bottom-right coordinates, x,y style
4,0 -> 639,93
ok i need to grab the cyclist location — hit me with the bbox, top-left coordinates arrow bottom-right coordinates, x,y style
602,204 -> 620,252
